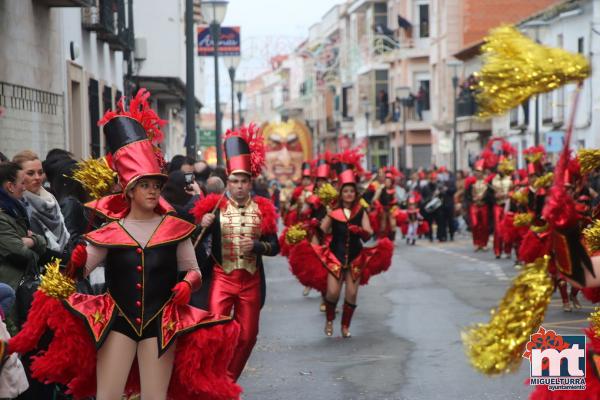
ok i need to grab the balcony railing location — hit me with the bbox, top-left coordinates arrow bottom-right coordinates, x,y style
82,0 -> 132,51
457,94 -> 477,118
37,0 -> 95,7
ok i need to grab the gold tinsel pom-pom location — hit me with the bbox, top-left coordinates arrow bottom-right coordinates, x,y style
360,198 -> 370,209
513,212 -> 534,227
583,220 -> 600,254
511,190 -> 528,206
72,157 -> 117,200
590,307 -> 600,338
317,183 -> 338,206
462,256 -> 553,375
578,149 -> 600,175
285,224 -> 307,245
498,158 -> 515,174
476,25 -> 590,117
533,172 -> 554,189
39,258 -> 76,299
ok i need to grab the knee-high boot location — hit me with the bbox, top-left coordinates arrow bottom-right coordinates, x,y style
341,301 -> 357,338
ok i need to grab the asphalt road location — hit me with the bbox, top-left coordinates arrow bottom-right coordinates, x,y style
238,233 -> 591,400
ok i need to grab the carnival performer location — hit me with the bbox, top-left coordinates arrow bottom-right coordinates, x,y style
488,140 -> 517,259
406,196 -> 422,246
372,167 -> 401,240
191,124 -> 279,381
465,159 -> 491,252
1,89 -> 241,400
283,161 -> 313,227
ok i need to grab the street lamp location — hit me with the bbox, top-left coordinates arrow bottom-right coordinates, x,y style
521,20 -> 549,146
224,55 -> 241,130
395,86 -> 410,171
235,79 -> 247,127
361,96 -> 371,171
447,59 -> 463,174
201,0 -> 228,166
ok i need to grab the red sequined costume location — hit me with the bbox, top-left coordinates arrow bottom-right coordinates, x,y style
191,125 -> 280,381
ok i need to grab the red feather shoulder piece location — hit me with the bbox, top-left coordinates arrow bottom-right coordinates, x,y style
464,175 -> 477,190
190,193 -> 226,223
254,196 -> 278,235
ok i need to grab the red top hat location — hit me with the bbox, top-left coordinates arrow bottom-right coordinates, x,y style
337,162 -> 356,186
315,159 -> 330,179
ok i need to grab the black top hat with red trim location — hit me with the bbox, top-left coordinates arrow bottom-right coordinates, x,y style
301,161 -> 312,178
224,123 -> 265,178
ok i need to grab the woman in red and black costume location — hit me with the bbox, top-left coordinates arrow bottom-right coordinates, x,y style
372,167 -> 401,240
1,89 -> 241,400
317,156 -> 393,337
191,124 -> 279,381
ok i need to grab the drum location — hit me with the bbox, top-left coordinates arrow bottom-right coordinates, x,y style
425,197 -> 442,213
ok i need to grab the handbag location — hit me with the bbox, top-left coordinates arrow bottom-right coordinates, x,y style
15,259 -> 41,328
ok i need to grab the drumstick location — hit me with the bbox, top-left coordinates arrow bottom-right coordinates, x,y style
193,191 -> 226,249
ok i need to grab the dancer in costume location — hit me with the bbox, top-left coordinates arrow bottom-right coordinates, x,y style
191,124 -> 279,381
465,159 -> 491,252
488,140 -> 517,259
372,167 -> 401,240
405,196 -> 423,246
1,89 -> 241,400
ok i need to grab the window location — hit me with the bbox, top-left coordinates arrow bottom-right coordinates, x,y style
542,92 -> 552,124
578,37 -> 584,54
374,70 -> 389,123
88,79 -> 100,158
374,3 -> 388,28
417,79 -> 430,111
556,87 -> 565,123
342,86 -> 354,120
510,107 -> 518,128
419,4 -> 429,38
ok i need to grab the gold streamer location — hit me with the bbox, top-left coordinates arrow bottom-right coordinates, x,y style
532,172 -> 554,189
583,219 -> 600,254
285,224 -> 308,245
513,212 -> 534,227
316,183 -> 338,206
577,149 -> 600,174
39,258 -> 76,300
476,25 -> 590,117
462,256 -> 553,375
590,307 -> 600,338
72,157 -> 117,199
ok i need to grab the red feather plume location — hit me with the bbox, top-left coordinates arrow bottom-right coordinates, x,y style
224,123 -> 266,178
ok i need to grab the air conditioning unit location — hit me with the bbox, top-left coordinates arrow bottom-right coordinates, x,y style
134,38 -> 147,61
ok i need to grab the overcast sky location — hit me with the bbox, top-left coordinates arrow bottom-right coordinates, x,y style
202,0 -> 342,108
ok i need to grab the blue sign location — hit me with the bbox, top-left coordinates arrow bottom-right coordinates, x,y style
544,130 -> 565,153
197,26 -> 241,57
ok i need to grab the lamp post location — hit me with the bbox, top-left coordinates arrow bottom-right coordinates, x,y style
224,55 -> 241,130
201,0 -> 228,166
447,59 -> 463,174
235,79 -> 247,127
395,86 -> 411,171
362,96 -> 371,171
184,0 -> 196,158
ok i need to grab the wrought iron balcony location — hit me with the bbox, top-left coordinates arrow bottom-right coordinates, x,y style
82,0 -> 132,51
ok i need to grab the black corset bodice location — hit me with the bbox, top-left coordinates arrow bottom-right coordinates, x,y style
329,208 -> 364,266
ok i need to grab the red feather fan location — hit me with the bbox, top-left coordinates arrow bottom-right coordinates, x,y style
224,123 -> 266,178
360,238 -> 394,285
288,240 -> 328,293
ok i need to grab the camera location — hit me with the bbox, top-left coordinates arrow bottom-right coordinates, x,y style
184,173 -> 194,190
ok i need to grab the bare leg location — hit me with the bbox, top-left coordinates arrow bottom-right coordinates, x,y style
344,272 -> 360,305
96,331 -> 137,400
138,337 -> 176,400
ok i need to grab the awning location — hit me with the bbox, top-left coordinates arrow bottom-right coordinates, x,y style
131,76 -> 202,110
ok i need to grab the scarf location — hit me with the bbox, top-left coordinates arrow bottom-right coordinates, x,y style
0,187 -> 29,226
23,188 -> 70,252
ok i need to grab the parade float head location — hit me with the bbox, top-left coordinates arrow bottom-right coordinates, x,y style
261,119 -> 312,184
84,88 -> 175,220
